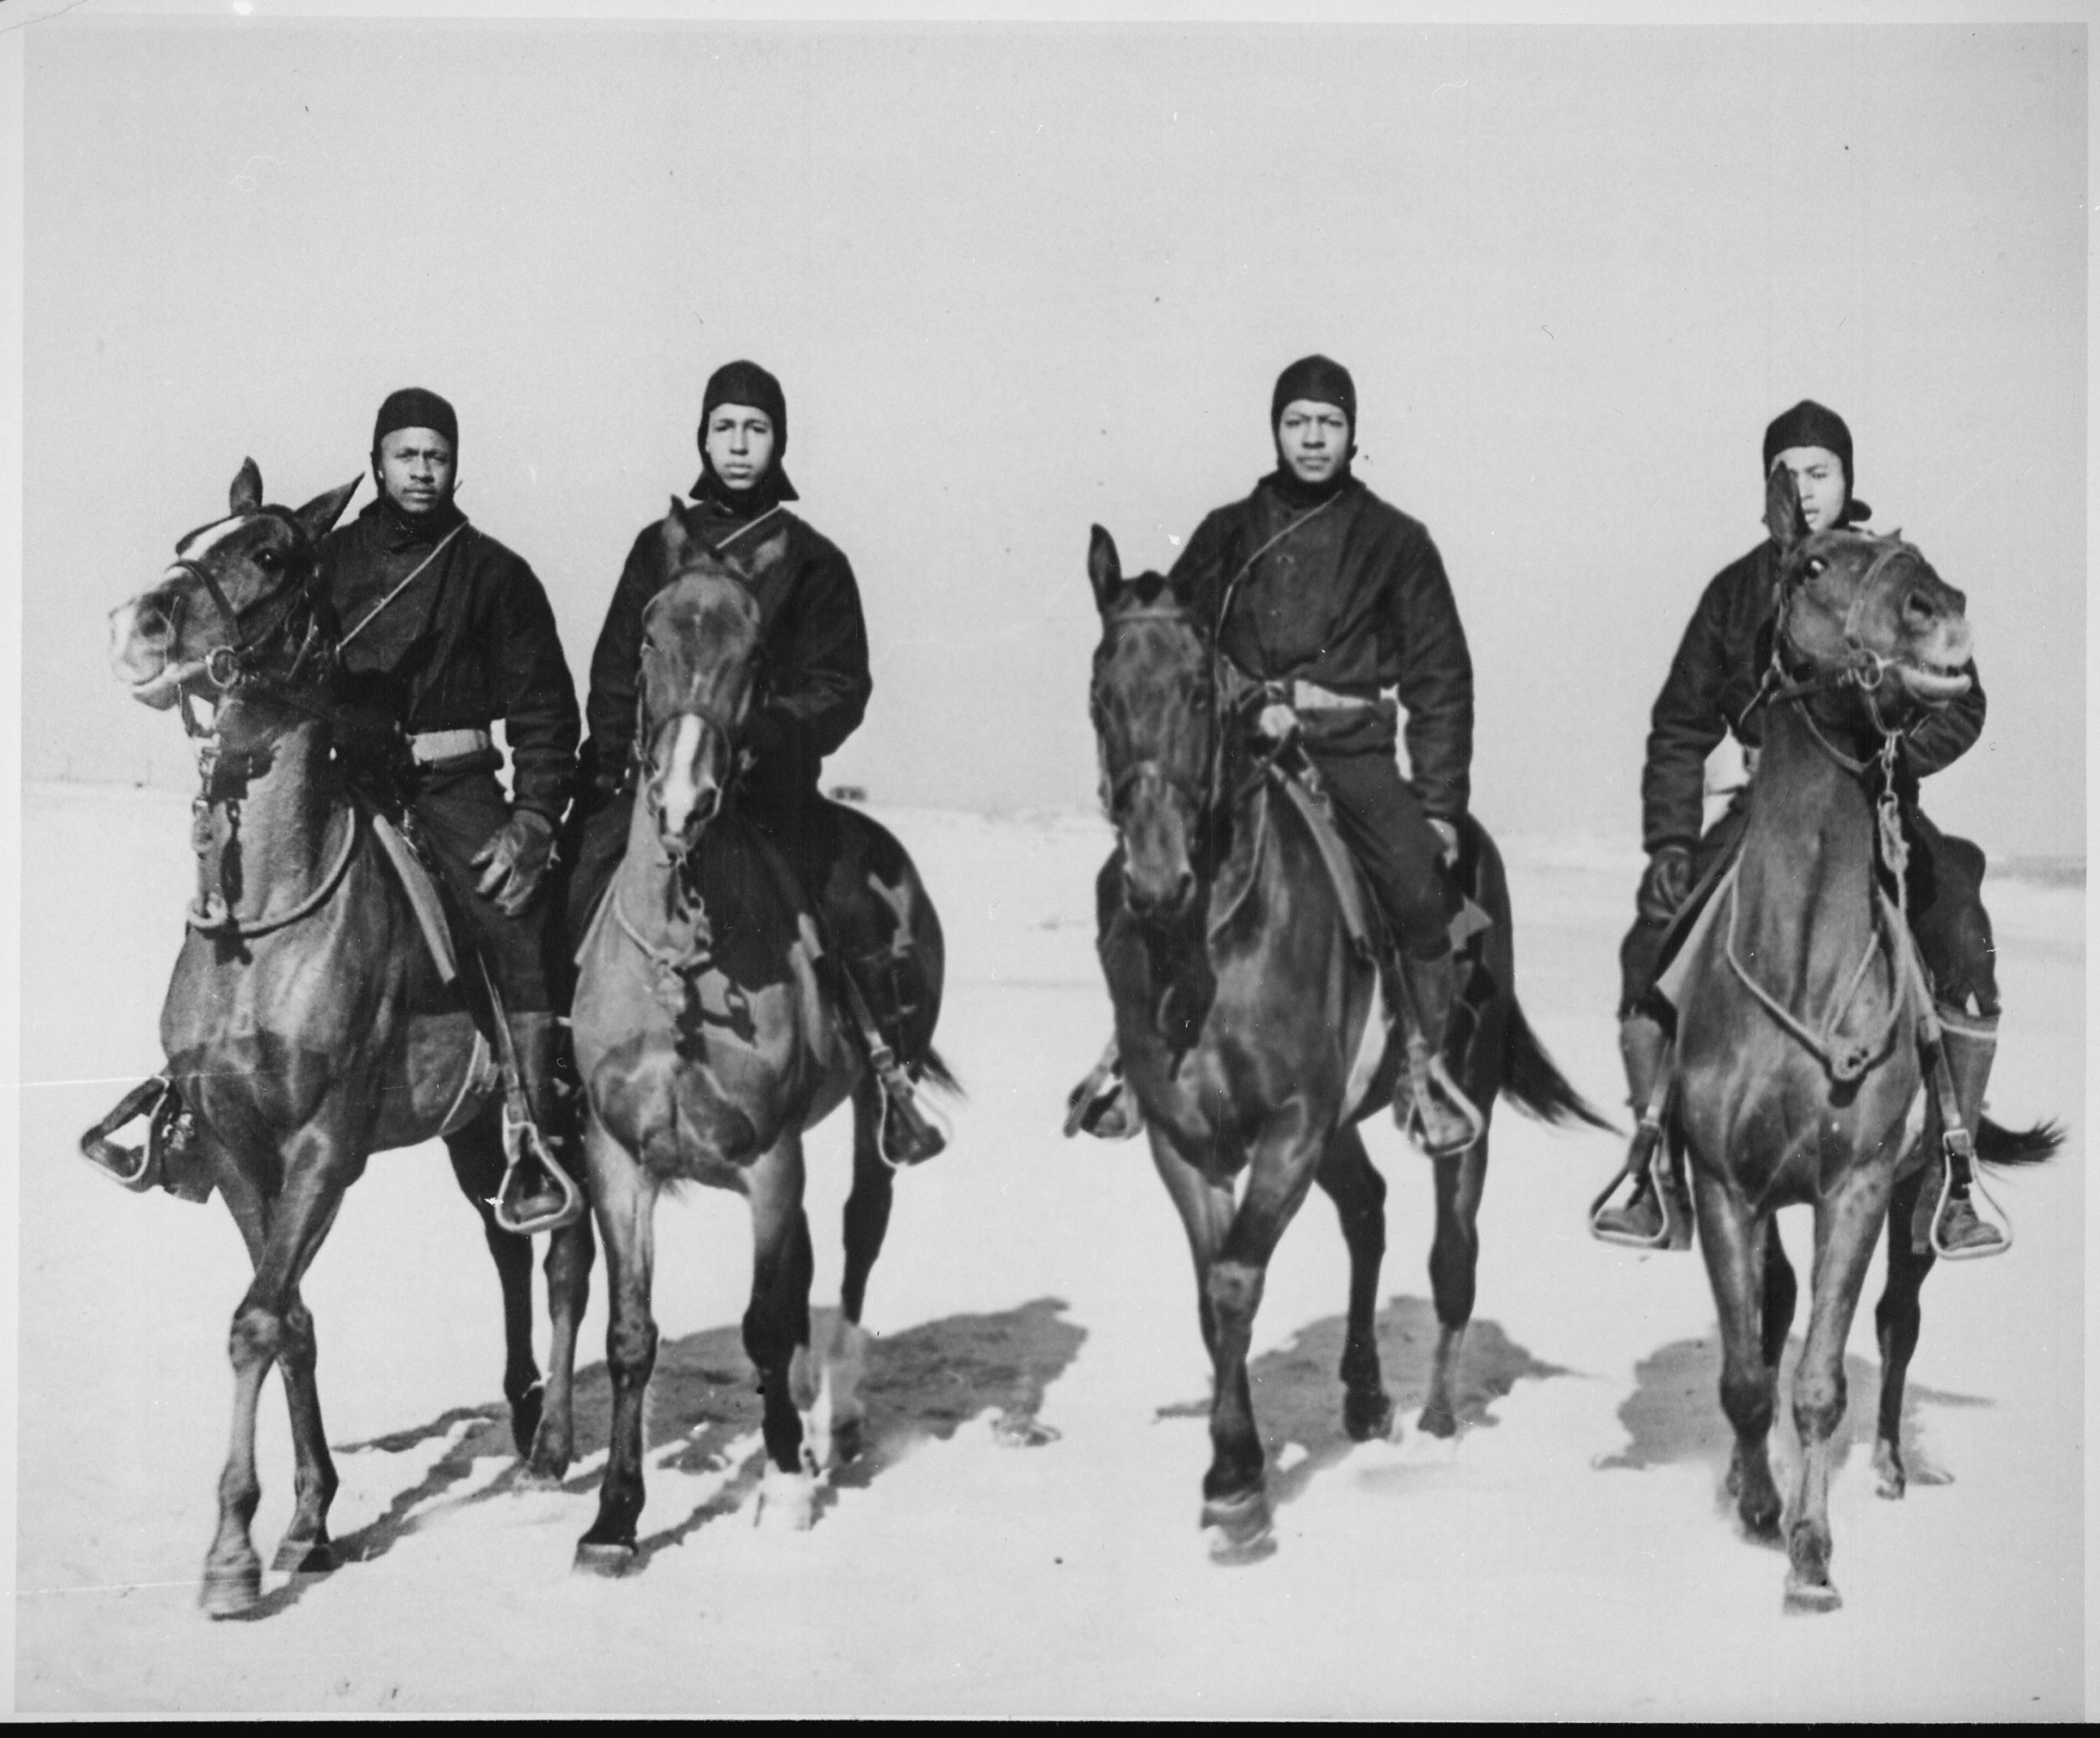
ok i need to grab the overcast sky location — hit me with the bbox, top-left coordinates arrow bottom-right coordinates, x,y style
23,17 -> 2085,858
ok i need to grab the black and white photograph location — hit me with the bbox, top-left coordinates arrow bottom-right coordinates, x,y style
6,1 -> 2090,1718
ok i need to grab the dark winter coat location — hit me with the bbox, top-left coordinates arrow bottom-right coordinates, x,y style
1640,540 -> 1987,854
1169,473 -> 1475,820
319,498 -> 580,821
575,493 -> 872,808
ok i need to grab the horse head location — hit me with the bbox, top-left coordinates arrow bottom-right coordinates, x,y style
638,498 -> 765,859
1086,524 -> 1214,922
1764,463 -> 1975,740
108,458 -> 360,743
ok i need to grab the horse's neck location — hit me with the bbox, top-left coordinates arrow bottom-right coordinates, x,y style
1735,700 -> 1883,991
615,791 -> 774,941
195,717 -> 349,923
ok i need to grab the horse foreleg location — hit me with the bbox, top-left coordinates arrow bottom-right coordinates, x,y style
746,1130 -> 818,1529
1784,1165 -> 1892,1615
1871,1163 -> 1937,1500
1147,1123 -> 1236,1363
810,1077 -> 892,1469
1692,1165 -> 1783,1543
1422,1133 -> 1490,1438
445,1118 -> 545,1457
202,1157 -> 350,1618
272,1284 -> 340,1574
1315,1128 -> 1392,1443
527,1206 -> 596,1485
1200,1103 -> 1324,1564
575,1121 -> 658,1574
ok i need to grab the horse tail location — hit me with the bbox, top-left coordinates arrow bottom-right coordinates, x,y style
917,1045 -> 964,1098
1499,997 -> 1616,1132
1975,1114 -> 2062,1169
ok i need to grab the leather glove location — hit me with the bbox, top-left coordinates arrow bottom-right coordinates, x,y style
1427,818 -> 1460,867
1637,843 -> 1695,923
471,808 -> 558,918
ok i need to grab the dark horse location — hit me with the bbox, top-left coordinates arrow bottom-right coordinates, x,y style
542,501 -> 953,1573
102,461 -> 593,1618
1662,467 -> 2059,1613
1083,526 -> 1609,1562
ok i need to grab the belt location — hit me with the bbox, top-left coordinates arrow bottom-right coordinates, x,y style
409,727 -> 493,764
1289,680 -> 1376,713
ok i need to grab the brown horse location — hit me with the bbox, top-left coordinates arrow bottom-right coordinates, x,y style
102,461 -> 594,1618
548,501 -> 953,1574
1663,466 -> 2058,1613
1083,526 -> 1609,1562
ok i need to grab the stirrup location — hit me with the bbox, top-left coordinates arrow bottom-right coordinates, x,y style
1401,1046 -> 1485,1158
79,1076 -> 175,1193
866,1038 -> 948,1168
1063,1051 -> 1144,1141
1929,1132 -> 2012,1263
491,1105 -> 585,1237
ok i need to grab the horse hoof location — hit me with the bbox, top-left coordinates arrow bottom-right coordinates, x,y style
1872,1441 -> 1906,1501
1343,1390 -> 1394,1443
1784,1575 -> 1842,1616
1417,1403 -> 1460,1441
573,1541 -> 638,1578
755,1469 -> 815,1532
830,1416 -> 864,1466
517,1462 -> 568,1492
510,1393 -> 545,1459
271,1535 -> 334,1575
199,1564 -> 261,1620
1200,1490 -> 1275,1566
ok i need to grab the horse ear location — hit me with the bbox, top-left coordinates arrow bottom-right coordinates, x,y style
1764,462 -> 1808,553
230,458 -> 264,515
1087,524 -> 1121,609
662,497 -> 692,566
293,476 -> 361,544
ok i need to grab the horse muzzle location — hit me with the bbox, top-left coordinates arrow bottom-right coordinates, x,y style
108,597 -> 195,709
1895,662 -> 1973,704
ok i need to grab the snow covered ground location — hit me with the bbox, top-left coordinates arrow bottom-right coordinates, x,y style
14,785 -> 2085,1718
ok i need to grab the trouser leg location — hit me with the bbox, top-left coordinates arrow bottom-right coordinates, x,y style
1311,750 -> 1480,1156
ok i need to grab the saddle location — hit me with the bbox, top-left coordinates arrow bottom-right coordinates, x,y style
365,801 -> 462,986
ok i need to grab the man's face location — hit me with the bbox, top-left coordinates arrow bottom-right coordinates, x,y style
1276,400 -> 1351,486
1774,444 -> 1849,534
374,428 -> 456,518
704,405 -> 777,492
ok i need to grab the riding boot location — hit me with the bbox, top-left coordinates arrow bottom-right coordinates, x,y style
1590,1014 -> 1692,1250
1063,1034 -> 1144,1141
838,953 -> 946,1168
496,1011 -> 585,1233
1393,948 -> 1486,1159
1924,1008 -> 2008,1258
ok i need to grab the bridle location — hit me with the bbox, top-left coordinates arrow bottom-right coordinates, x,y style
162,512 -> 334,740
1092,605 -> 1217,829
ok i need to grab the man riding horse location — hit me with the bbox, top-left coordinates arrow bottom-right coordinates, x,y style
562,358 -> 944,1165
1595,399 -> 2006,1256
321,386 -> 582,1227
1070,353 -> 1484,1156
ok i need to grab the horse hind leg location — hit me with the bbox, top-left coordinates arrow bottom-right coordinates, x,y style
1316,1128 -> 1393,1443
446,1118 -> 545,1458
1871,1163 -> 1937,1500
746,1132 -> 818,1532
1422,1130 -> 1490,1439
808,1077 -> 891,1469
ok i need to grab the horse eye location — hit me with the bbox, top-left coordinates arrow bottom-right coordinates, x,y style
1805,558 -> 1828,578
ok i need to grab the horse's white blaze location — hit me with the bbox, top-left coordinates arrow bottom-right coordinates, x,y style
656,713 -> 706,836
175,514 -> 246,562
1340,976 -> 1387,1124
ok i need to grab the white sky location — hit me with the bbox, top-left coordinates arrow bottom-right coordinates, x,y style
22,16 -> 2087,857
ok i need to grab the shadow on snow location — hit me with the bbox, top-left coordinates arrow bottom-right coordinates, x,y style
1156,1294 -> 1571,1509
1599,1331 -> 1989,1487
245,1296 -> 1086,1611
